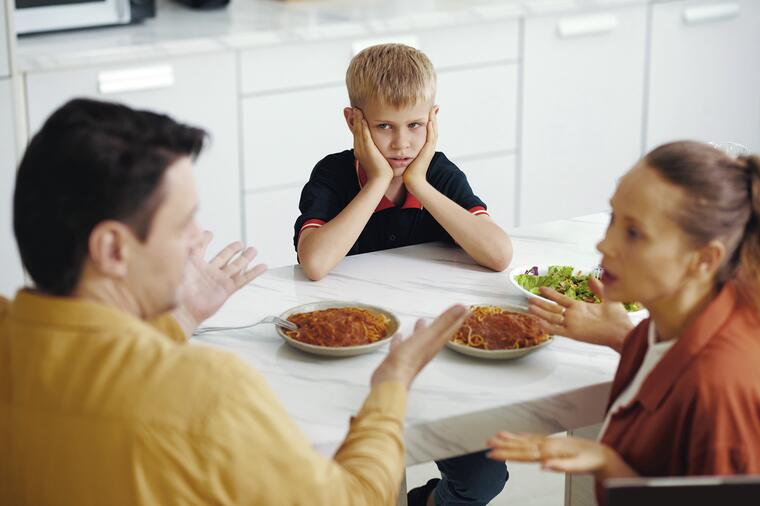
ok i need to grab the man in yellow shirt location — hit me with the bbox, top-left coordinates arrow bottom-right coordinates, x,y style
0,99 -> 468,505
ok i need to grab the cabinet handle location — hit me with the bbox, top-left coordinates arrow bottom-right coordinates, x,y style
352,35 -> 420,56
557,14 -> 618,38
97,65 -> 175,95
683,3 -> 740,25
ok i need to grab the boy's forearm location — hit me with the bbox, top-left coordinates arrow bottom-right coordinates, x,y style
297,179 -> 389,280
409,180 -> 513,271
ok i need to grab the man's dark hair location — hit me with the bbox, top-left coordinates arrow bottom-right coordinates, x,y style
13,98 -> 207,296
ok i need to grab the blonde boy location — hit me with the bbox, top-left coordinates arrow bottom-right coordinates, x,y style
293,44 -> 511,506
294,44 -> 513,281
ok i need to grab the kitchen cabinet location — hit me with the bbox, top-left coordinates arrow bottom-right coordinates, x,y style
0,0 -> 9,77
452,154 -> 517,228
0,79 -> 24,294
245,186 -> 302,268
646,0 -> 760,151
241,85 -> 350,191
24,52 -> 241,253
520,5 -> 647,226
436,64 -> 518,159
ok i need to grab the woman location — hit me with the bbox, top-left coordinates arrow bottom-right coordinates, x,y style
486,141 -> 760,498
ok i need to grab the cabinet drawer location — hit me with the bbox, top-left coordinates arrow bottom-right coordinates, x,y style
420,20 -> 519,69
437,64 -> 518,158
240,39 -> 352,95
241,85 -> 350,190
244,187 -> 301,268
24,52 -> 242,252
240,20 -> 519,95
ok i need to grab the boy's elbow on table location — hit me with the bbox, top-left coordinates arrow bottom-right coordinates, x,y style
300,254 -> 330,281
483,234 -> 513,272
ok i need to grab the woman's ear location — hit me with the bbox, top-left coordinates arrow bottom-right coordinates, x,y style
693,239 -> 726,278
88,221 -> 132,279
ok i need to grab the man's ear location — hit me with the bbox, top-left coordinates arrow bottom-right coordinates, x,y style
88,221 -> 133,279
343,107 -> 354,130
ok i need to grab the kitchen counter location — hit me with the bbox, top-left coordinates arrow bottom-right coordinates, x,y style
193,212 -> 630,464
17,0 -> 658,72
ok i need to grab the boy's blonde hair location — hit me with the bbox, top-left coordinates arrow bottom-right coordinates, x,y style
346,44 -> 436,109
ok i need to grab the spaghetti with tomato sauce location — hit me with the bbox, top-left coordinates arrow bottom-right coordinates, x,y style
451,306 -> 550,350
285,307 -> 391,347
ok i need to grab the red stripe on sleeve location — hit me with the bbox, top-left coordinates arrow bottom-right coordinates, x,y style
468,205 -> 489,216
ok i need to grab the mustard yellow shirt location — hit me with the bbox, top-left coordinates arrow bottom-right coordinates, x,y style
0,290 -> 407,505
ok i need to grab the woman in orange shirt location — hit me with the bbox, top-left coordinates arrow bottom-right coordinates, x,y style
486,141 -> 760,489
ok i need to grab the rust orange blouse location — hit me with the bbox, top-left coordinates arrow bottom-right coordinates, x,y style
600,283 -> 760,486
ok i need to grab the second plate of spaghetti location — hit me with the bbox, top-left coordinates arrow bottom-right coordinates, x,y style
447,304 -> 553,360
277,301 -> 399,357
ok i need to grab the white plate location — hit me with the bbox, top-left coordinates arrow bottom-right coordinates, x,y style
446,336 -> 553,360
277,300 -> 400,357
445,304 -> 554,360
508,264 -> 648,321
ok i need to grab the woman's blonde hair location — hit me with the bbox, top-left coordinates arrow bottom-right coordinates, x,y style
346,43 -> 436,109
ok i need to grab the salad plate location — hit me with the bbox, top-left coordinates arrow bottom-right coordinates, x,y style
509,264 -> 648,321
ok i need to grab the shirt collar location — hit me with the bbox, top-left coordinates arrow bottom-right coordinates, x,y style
9,289 -> 157,335
355,160 -> 422,212
636,282 -> 738,412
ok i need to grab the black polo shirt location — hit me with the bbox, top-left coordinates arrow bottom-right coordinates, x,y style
293,149 -> 488,255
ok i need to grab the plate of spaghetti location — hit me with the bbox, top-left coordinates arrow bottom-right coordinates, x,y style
447,305 -> 552,360
277,301 -> 399,357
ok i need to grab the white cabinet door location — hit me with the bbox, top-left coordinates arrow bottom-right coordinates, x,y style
646,0 -> 760,151
520,6 -> 647,225
437,64 -> 518,160
241,86 -> 350,190
451,154 -> 517,228
244,187 -> 302,269
0,2 -> 9,77
0,79 -> 24,294
24,52 -> 241,253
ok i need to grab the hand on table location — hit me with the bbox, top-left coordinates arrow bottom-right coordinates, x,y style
527,276 -> 632,352
371,304 -> 468,390
403,106 -> 439,190
350,108 -> 394,184
485,431 -> 635,480
174,231 -> 268,336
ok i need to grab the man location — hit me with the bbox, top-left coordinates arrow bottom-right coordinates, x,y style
0,99 -> 468,505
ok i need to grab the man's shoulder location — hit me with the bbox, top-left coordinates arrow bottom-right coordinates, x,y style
0,295 -> 8,319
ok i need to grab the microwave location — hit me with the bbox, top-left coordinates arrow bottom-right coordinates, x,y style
15,0 -> 155,36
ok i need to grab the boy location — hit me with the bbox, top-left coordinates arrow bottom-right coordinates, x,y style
293,44 -> 511,506
294,43 -> 512,282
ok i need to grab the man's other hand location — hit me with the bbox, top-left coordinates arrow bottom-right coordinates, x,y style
371,304 -> 468,389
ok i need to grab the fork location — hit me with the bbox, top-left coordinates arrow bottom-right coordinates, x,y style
193,315 -> 298,336
591,265 -> 604,280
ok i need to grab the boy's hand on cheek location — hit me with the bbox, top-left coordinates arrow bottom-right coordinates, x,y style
351,108 -> 393,184
403,106 -> 438,190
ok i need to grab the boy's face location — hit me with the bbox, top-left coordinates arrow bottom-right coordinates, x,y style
346,99 -> 434,177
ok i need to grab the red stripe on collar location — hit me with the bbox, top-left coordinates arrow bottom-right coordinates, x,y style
355,159 -> 423,212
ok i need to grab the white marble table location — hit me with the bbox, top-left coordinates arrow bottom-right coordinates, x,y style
193,213 -> 622,465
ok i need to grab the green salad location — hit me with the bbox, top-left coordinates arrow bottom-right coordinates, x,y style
514,265 -> 641,312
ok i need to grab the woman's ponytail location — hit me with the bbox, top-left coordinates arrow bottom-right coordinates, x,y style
737,155 -> 760,312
